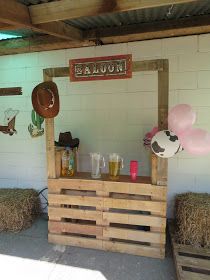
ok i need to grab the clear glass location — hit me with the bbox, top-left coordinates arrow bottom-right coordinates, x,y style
90,153 -> 105,179
108,153 -> 124,180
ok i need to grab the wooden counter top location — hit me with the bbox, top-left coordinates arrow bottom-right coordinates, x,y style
59,172 -> 151,184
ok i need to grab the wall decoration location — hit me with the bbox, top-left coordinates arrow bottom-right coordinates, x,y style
0,87 -> 22,96
0,108 -> 19,136
28,110 -> 44,138
69,54 -> 132,82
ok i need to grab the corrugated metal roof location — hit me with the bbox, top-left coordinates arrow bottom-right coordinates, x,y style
7,0 -> 210,39
65,0 -> 210,30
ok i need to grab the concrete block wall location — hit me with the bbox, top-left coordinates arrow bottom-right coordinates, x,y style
0,34 -> 210,216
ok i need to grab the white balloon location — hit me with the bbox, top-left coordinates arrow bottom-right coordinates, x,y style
151,130 -> 181,158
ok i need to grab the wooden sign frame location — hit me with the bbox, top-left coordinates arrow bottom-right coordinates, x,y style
43,59 -> 168,186
69,54 -> 132,82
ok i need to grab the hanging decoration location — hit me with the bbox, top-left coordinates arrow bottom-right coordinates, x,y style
143,127 -> 159,149
150,103 -> 210,157
0,108 -> 19,136
28,110 -> 44,138
151,130 -> 181,158
168,104 -> 196,135
179,128 -> 210,156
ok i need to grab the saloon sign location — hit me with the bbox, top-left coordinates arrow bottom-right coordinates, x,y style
69,54 -> 132,82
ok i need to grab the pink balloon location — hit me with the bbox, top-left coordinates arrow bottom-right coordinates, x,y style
179,128 -> 210,156
168,104 -> 196,135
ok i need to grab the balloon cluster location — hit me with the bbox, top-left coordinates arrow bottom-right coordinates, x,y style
151,104 -> 210,158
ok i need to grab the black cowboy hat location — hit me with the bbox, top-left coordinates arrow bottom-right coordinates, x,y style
55,132 -> 80,149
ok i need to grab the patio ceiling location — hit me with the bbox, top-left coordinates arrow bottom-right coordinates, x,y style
0,0 -> 210,55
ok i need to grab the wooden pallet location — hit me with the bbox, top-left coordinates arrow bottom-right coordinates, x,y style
169,222 -> 210,280
48,173 -> 167,259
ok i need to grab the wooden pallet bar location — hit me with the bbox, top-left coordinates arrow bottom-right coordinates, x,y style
48,174 -> 167,259
45,58 -> 169,259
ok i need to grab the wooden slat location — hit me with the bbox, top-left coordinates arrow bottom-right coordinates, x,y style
182,271 -> 210,280
49,221 -> 102,236
103,227 -> 165,244
0,0 -> 82,41
177,255 -> 210,271
103,197 -> 166,215
176,245 -> 210,258
48,194 -> 103,208
103,212 -> 166,228
49,233 -> 103,250
49,232 -> 165,258
48,178 -> 103,193
48,207 -> 101,221
104,181 -> 167,200
103,240 -> 164,259
30,0 -> 198,24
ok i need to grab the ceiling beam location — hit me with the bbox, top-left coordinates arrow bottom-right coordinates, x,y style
1,14 -> 210,56
29,0 -> 199,24
84,15 -> 210,43
0,23 -> 21,31
0,0 -> 83,41
0,35 -> 93,56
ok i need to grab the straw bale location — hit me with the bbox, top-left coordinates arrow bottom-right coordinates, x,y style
0,188 -> 40,232
175,192 -> 210,248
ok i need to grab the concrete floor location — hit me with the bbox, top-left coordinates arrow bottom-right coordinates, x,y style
0,216 -> 176,280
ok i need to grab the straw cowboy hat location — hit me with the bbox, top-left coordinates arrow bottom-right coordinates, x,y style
32,81 -> 59,118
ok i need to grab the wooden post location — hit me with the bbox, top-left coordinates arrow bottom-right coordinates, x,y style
157,59 -> 169,186
150,60 -> 168,256
43,70 -> 56,179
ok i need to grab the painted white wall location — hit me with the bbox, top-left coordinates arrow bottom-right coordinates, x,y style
0,34 -> 210,216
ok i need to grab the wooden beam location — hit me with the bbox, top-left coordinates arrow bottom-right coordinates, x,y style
85,15 -> 210,43
1,14 -> 210,56
0,35 -> 94,56
35,22 -> 83,41
0,23 -> 21,31
30,0 -> 199,24
0,0 -> 83,41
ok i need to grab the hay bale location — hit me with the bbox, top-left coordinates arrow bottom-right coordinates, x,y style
175,192 -> 210,248
0,188 -> 40,232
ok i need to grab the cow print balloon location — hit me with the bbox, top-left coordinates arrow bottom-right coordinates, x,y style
151,130 -> 181,158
